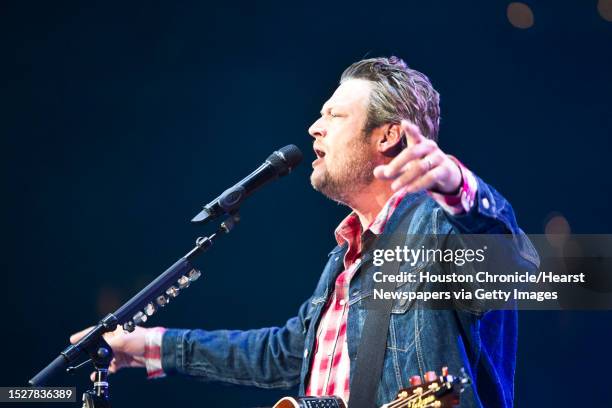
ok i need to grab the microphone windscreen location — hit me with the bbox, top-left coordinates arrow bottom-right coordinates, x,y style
268,145 -> 303,176
278,144 -> 303,168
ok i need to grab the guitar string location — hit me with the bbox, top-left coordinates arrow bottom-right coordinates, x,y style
384,387 -> 438,408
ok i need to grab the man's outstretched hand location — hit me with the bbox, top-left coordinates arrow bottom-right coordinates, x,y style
374,120 -> 462,195
69,325 -> 149,381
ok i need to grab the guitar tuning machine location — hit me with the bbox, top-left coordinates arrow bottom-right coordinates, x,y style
458,367 -> 470,388
440,366 -> 454,383
424,371 -> 438,382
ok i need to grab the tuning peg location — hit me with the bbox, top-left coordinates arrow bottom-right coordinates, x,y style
188,269 -> 202,281
409,375 -> 422,386
459,367 -> 471,385
424,371 -> 437,382
178,275 -> 190,289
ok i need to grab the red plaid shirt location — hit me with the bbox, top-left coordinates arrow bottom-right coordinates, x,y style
144,159 -> 478,401
303,187 -> 407,401
304,158 -> 476,403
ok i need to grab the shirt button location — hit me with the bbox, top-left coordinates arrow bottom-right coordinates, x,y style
304,349 -> 309,358
482,197 -> 490,209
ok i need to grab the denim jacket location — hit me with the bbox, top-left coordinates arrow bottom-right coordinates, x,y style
161,175 -> 539,408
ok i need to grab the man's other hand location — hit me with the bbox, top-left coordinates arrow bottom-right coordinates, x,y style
374,120 -> 462,194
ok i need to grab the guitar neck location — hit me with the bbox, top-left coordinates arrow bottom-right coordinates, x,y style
271,368 -> 468,408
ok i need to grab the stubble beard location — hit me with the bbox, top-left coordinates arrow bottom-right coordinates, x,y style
310,137 -> 376,205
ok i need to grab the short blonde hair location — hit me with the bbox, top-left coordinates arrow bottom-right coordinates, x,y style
340,56 -> 440,141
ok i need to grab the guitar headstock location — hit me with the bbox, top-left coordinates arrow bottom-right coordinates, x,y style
382,367 -> 470,408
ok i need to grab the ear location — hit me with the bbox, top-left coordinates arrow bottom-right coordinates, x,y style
375,123 -> 404,157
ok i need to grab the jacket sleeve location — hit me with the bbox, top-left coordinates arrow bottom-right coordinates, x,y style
439,175 -> 540,313
444,174 -> 540,265
159,298 -> 310,389
444,175 -> 530,236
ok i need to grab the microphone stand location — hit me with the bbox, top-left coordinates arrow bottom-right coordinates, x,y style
28,213 -> 241,408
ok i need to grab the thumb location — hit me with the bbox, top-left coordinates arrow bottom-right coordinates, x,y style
373,165 -> 387,179
70,326 -> 94,344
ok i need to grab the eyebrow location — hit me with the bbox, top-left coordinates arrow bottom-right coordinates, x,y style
320,104 -> 344,116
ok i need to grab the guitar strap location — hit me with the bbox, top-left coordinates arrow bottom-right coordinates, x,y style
349,210 -> 414,408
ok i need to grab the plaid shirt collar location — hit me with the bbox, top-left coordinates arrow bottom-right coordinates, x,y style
333,188 -> 410,268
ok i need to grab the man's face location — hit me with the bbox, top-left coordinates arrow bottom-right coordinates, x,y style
309,79 -> 377,203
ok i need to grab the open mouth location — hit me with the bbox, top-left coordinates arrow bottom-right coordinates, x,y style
314,148 -> 326,159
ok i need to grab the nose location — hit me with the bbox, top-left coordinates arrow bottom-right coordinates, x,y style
308,117 -> 326,139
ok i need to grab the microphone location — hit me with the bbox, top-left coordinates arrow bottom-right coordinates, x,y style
191,144 -> 303,224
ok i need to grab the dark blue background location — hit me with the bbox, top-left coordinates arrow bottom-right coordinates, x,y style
1,1 -> 611,406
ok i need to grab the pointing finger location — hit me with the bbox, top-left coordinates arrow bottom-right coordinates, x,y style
375,141 -> 435,179
402,120 -> 424,147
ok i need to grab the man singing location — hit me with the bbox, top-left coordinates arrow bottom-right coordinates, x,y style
71,56 -> 537,407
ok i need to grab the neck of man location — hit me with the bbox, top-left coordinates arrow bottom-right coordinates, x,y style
345,179 -> 394,231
